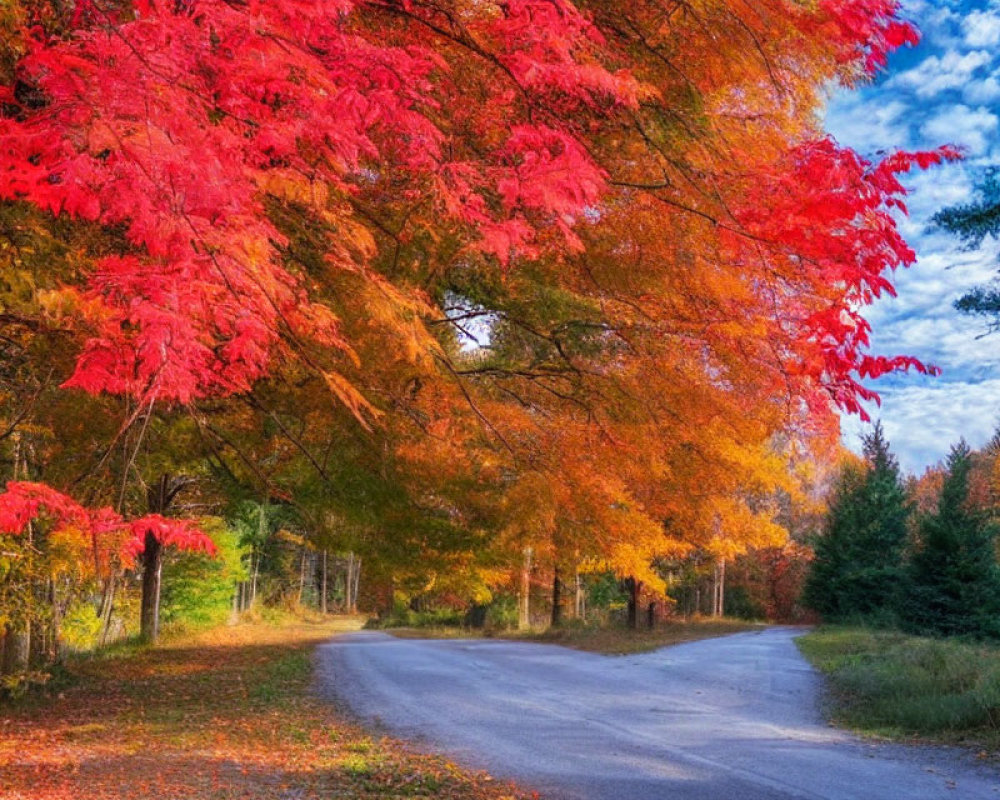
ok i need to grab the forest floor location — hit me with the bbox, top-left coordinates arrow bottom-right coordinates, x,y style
0,617 -> 532,800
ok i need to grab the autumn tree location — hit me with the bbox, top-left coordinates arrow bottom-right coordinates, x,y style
0,481 -> 214,678
0,0 -> 962,635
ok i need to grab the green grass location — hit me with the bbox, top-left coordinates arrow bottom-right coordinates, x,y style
797,626 -> 1000,749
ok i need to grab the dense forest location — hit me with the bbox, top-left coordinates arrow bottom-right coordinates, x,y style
0,0 -> 974,692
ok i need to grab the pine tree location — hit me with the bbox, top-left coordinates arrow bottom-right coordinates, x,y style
933,167 -> 1000,333
898,441 -> 1000,639
804,423 -> 909,621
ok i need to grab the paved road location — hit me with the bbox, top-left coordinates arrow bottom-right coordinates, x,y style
315,628 -> 1000,799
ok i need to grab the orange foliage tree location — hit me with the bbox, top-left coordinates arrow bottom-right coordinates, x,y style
0,0 -> 959,628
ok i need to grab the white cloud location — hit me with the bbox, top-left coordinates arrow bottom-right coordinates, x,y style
888,49 -> 993,98
963,73 -> 1000,104
899,164 -> 974,213
828,1 -> 1000,473
825,98 -> 912,153
902,1 -> 964,46
920,104 -> 998,155
963,9 -> 1000,47
843,379 -> 1000,474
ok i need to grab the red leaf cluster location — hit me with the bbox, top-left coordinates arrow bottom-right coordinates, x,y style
725,138 -> 961,419
818,0 -> 920,75
0,0 -> 633,404
0,0 -> 962,426
0,481 -> 215,570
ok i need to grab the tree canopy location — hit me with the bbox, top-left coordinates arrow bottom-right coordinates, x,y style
0,0 -> 960,642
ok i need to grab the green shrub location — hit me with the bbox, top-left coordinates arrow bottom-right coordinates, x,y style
723,585 -> 765,620
161,518 -> 247,630
60,601 -> 102,651
484,595 -> 518,630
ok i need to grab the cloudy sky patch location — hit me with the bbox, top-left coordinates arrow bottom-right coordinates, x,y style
826,0 -> 1000,473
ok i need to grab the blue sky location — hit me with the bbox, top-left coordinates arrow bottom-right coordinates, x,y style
827,0 -> 1000,474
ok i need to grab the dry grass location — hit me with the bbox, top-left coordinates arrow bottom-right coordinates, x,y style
387,618 -> 762,655
519,619 -> 763,654
0,617 -> 532,800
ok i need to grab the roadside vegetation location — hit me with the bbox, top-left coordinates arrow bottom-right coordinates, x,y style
798,426 -> 1000,753
797,626 -> 1000,751
520,619 -> 764,654
0,618 -> 530,800
385,618 -> 762,655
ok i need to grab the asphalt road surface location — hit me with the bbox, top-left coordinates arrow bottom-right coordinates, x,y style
316,628 -> 1000,799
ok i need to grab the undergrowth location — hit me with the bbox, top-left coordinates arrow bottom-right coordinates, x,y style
797,626 -> 1000,749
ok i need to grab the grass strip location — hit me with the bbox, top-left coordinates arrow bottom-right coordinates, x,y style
387,618 -> 762,655
796,626 -> 1000,752
0,618 -> 532,800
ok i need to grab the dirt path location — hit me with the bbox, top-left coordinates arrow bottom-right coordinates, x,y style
317,627 -> 1000,800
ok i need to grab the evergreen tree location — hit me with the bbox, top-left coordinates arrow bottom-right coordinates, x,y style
898,441 -> 1000,639
933,167 -> 1000,333
804,423 -> 909,620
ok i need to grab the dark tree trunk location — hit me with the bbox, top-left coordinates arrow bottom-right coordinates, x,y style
140,531 -> 163,642
551,567 -> 562,627
2,623 -> 30,674
98,575 -> 118,646
48,577 -> 61,663
320,549 -> 328,614
625,577 -> 642,629
139,474 -> 187,643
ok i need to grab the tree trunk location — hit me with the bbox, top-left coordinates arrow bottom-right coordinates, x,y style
98,576 -> 118,646
720,559 -> 725,616
625,577 -> 641,629
518,546 -> 532,630
297,545 -> 307,606
139,473 -> 187,643
2,623 -> 30,674
550,566 -> 562,628
713,559 -> 726,617
574,568 -> 585,621
321,549 -> 328,614
140,531 -> 163,642
250,552 -> 259,609
230,582 -> 240,624
48,577 -> 62,663
345,552 -> 354,613
350,555 -> 361,614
